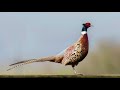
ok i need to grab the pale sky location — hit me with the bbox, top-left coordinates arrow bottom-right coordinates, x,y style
0,12 -> 120,74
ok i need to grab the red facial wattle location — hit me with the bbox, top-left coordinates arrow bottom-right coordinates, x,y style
85,23 -> 91,27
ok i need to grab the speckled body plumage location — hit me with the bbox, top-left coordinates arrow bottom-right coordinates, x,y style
7,22 -> 92,74
62,33 -> 89,67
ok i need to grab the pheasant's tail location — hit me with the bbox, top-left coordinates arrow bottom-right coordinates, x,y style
7,56 -> 56,71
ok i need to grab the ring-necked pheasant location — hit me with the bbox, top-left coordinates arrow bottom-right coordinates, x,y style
7,22 -> 92,75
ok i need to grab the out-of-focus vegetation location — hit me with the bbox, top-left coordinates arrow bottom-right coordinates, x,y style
77,40 -> 120,75
4,40 -> 120,75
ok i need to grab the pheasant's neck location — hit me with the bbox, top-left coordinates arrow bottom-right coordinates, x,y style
79,33 -> 88,42
79,30 -> 88,45
81,31 -> 87,35
81,26 -> 87,34
81,26 -> 87,35
79,33 -> 89,50
78,26 -> 88,44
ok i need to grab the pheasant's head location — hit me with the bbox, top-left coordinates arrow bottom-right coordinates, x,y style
83,22 -> 91,28
81,22 -> 92,33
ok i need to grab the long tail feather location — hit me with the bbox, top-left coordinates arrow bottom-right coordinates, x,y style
7,56 -> 55,71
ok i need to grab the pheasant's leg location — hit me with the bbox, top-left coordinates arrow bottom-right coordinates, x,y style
72,67 -> 83,75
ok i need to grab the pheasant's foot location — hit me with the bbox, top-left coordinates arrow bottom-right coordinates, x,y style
74,72 -> 83,76
72,67 -> 83,75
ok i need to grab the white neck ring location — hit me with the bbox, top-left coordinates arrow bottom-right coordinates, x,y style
81,31 -> 87,35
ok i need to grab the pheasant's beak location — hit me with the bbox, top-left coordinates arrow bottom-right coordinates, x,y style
90,25 -> 94,27
91,25 -> 93,27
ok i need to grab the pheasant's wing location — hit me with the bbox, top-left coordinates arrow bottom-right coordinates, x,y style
62,45 -> 75,64
62,43 -> 82,65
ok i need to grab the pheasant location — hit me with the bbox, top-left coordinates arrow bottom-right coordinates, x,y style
7,22 -> 92,75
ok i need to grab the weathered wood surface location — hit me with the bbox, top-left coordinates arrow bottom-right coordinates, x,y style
0,75 -> 120,78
